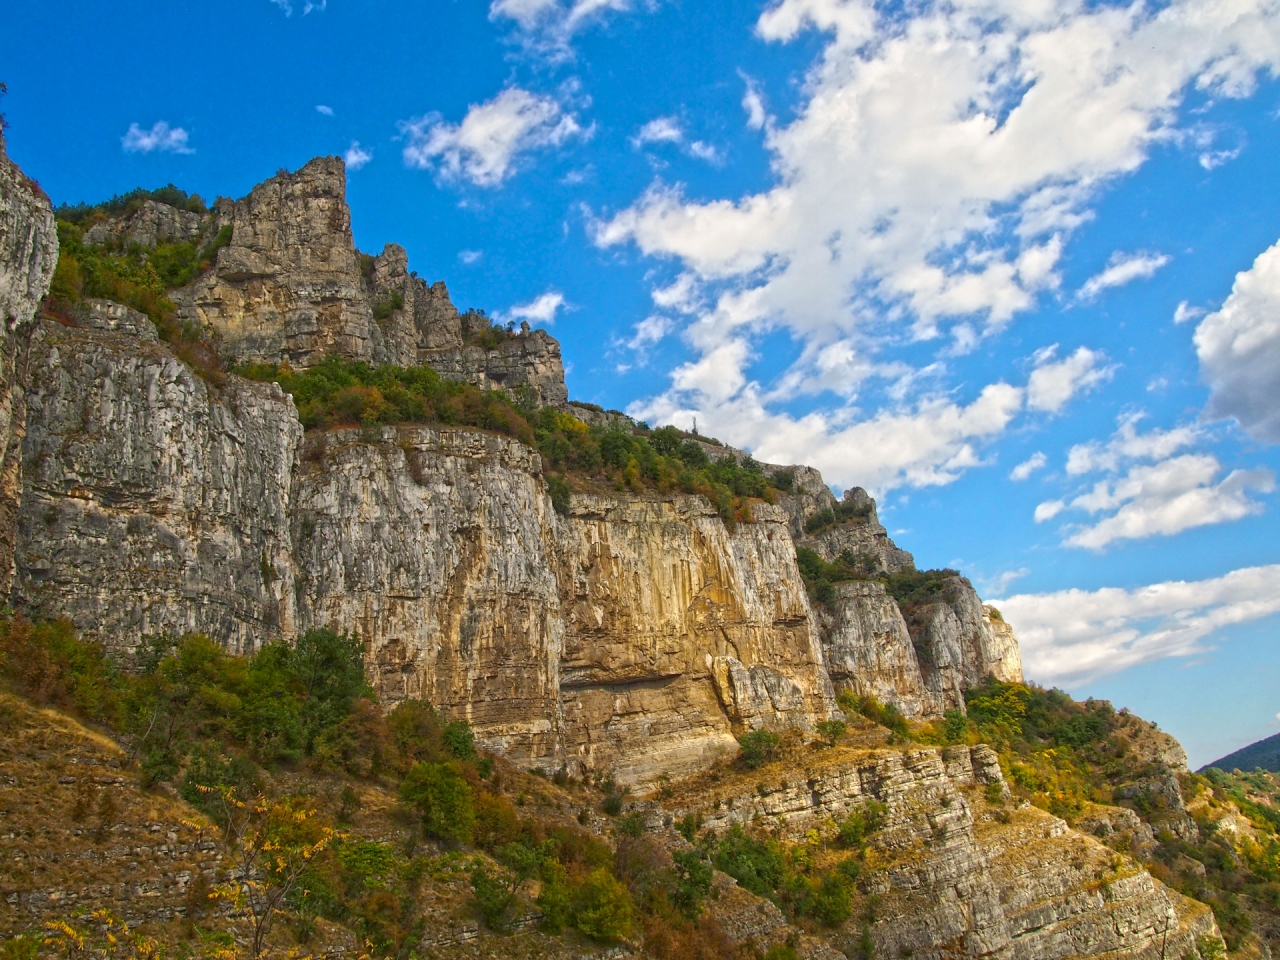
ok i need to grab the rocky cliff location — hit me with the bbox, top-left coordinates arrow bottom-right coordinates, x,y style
170,157 -> 567,405
0,138 -> 57,597
8,153 -> 1021,789
652,741 -> 1219,960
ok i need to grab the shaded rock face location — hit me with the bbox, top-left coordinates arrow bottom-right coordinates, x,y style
162,158 -> 567,405
664,746 -> 1221,960
558,496 -> 838,783
83,199 -> 208,249
14,321 -> 302,655
906,577 -> 1025,710
0,140 -> 58,595
817,580 -> 936,718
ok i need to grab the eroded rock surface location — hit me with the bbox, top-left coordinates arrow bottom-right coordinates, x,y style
0,139 -> 58,595
14,321 -> 302,655
660,745 -> 1220,960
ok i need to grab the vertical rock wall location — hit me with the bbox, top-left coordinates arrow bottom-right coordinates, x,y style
14,321 -> 302,655
557,496 -> 838,783
290,425 -> 567,765
0,140 -> 57,596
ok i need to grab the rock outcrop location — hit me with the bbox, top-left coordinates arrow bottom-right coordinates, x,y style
168,158 -> 568,405
14,320 -> 302,656
0,138 -> 58,596
658,744 -> 1221,960
83,198 -> 209,249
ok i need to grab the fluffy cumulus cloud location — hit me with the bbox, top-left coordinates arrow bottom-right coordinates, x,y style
1078,251 -> 1170,300
1195,238 -> 1280,442
1026,345 -> 1116,414
1010,452 -> 1047,481
597,0 -> 1280,490
502,291 -> 567,325
489,0 -> 635,58
121,121 -> 193,155
343,141 -> 372,170
1037,414 -> 1275,549
996,564 -> 1280,685
401,88 -> 586,187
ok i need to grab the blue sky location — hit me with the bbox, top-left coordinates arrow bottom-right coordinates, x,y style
6,0 -> 1280,767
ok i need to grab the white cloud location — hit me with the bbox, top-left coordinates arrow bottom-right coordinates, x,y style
458,249 -> 483,265
1195,237 -> 1280,442
631,117 -> 723,164
1064,454 -> 1274,549
343,141 -> 372,170
741,76 -> 768,131
627,314 -> 673,350
121,121 -> 193,155
632,117 -> 683,147
1010,452 -> 1046,481
1065,413 -> 1199,475
503,291 -> 567,325
1174,300 -> 1205,324
1026,345 -> 1116,414
1045,413 -> 1274,549
1078,251 -> 1170,300
489,0 -> 634,59
316,104 -> 334,116
401,88 -> 586,187
995,564 -> 1280,685
271,0 -> 325,14
1034,500 -> 1066,522
595,0 -> 1280,489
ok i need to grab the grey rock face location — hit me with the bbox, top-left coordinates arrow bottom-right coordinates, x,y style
83,199 -> 209,250
906,577 -> 1024,710
14,321 -> 302,655
71,299 -> 158,340
817,580 -> 936,718
799,491 -> 915,574
667,746 -> 1221,960
291,425 -> 567,766
161,158 -> 569,405
0,141 -> 58,595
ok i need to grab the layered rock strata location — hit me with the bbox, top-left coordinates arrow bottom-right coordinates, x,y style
14,319 -> 301,655
166,158 -> 568,405
11,330 -> 839,783
0,138 -> 58,596
658,745 -> 1221,960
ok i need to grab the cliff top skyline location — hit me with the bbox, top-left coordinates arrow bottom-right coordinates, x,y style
5,0 -> 1280,766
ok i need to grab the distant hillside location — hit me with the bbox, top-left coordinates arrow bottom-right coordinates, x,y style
1202,730 -> 1280,773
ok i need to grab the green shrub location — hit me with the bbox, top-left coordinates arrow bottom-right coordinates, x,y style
738,730 -> 782,769
399,761 -> 476,844
572,867 -> 635,942
817,719 -> 847,747
838,801 -> 887,849
443,720 -> 476,760
711,825 -> 784,897
670,849 -> 713,918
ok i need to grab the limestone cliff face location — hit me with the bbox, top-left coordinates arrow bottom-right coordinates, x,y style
11,322 -> 837,784
659,745 -> 1220,960
906,577 -> 1025,708
558,496 -> 837,783
290,425 -> 566,765
0,140 -> 58,596
14,320 -> 301,655
817,581 -> 937,718
165,159 -> 568,405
